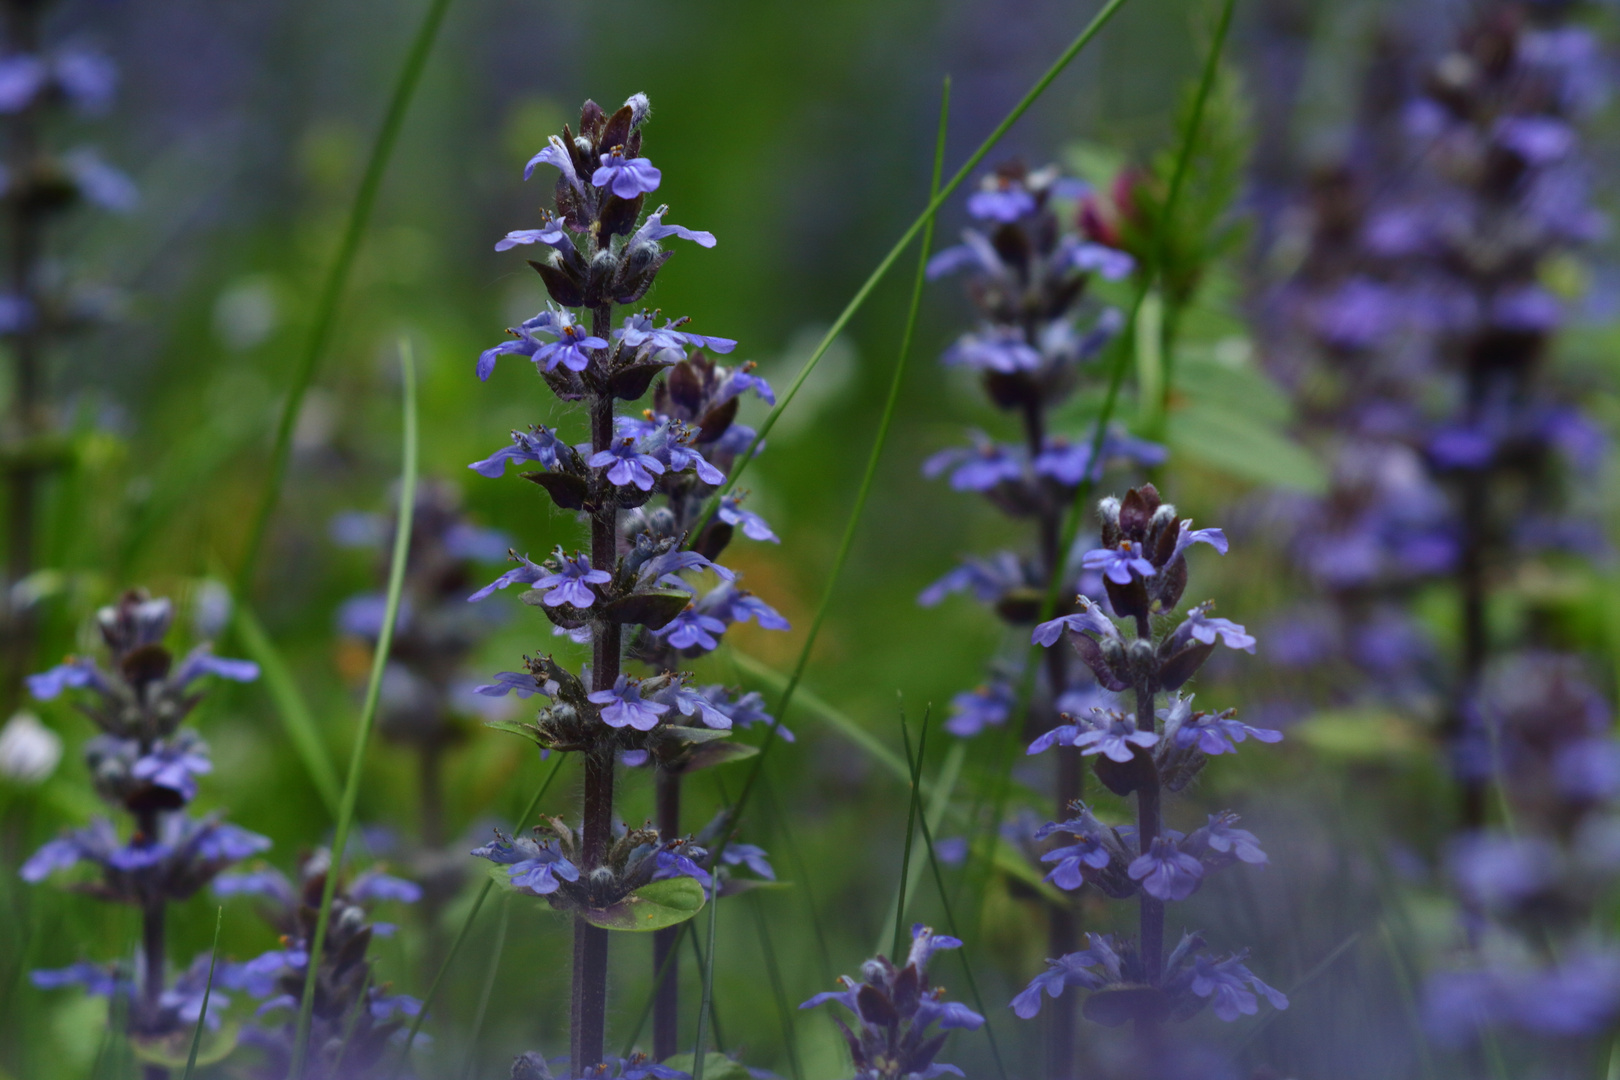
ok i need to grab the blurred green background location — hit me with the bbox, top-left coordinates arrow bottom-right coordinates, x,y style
4,0 -> 1619,1078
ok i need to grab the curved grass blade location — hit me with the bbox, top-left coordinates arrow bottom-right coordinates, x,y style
691,0 -> 1133,535
903,718 -> 1009,1080
690,878 -> 722,1080
748,892 -> 805,1080
234,601 -> 342,816
1150,0 -> 1240,413
232,0 -> 455,607
877,738 -> 963,958
287,340 -> 419,1080
890,706 -> 930,962
703,76 -> 951,877
458,895 -> 512,1080
968,0 -> 1240,942
391,750 -> 569,1076
179,907 -> 224,1080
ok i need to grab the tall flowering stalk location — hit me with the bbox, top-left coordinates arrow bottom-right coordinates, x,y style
799,924 -> 985,1080
1421,655 -> 1620,1072
213,853 -> 424,1080
617,350 -> 787,1057
466,93 -> 781,1071
1255,3 -> 1607,827
0,0 -> 133,704
20,591 -> 265,1076
332,481 -> 511,964
919,161 -> 1153,1077
1014,485 -> 1287,1066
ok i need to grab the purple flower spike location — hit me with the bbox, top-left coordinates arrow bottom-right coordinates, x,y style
718,496 -> 778,542
941,328 -> 1042,373
657,608 -> 728,652
495,223 -> 570,252
1203,812 -> 1268,865
1177,603 -> 1257,653
967,184 -> 1036,222
592,149 -> 662,198
524,135 -> 581,187
1074,712 -> 1159,763
1082,542 -> 1157,585
628,207 -> 716,249
468,554 -> 546,602
1032,597 -> 1118,647
473,671 -> 552,699
589,438 -> 667,491
533,552 -> 613,610
1128,836 -> 1204,901
1190,954 -> 1288,1021
945,682 -> 1013,738
535,320 -> 609,374
131,742 -> 213,801
588,675 -> 670,731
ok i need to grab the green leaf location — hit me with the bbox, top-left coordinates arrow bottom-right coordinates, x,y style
234,602 -> 342,817
1169,401 -> 1326,494
663,1055 -> 750,1080
485,718 -> 546,745
1293,707 -> 1423,762
581,877 -> 706,932
130,1025 -> 239,1069
674,739 -> 759,774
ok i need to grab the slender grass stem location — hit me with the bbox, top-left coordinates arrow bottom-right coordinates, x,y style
392,750 -> 570,1076
904,723 -> 1009,1080
690,877 -> 722,1080
231,0 -> 453,608
287,342 -> 419,1080
458,896 -> 512,1080
177,908 -> 223,1080
891,706 -> 930,962
690,0 -> 1134,536
749,892 -> 805,1080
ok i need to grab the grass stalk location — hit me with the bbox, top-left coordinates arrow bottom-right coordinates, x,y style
891,706 -> 930,962
177,908 -> 223,1080
393,750 -> 570,1074
287,341 -> 419,1079
231,0 -> 453,607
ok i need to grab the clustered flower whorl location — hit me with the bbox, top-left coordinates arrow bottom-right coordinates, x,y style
22,591 -> 266,1049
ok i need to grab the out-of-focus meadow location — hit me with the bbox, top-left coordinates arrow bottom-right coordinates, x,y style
4,0 -> 1619,1077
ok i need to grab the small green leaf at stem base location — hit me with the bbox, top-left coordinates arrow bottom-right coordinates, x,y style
582,877 -> 707,932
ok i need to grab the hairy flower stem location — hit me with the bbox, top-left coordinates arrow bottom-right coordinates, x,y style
572,305 -> 621,1072
1134,642 -> 1162,1044
1,0 -> 43,712
1020,371 -> 1083,1080
652,769 -> 681,1059
135,806 -> 169,1080
1455,471 -> 1489,832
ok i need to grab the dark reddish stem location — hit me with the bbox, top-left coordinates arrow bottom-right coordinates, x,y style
2,0 -> 43,712
571,304 -> 620,1072
652,767 -> 681,1059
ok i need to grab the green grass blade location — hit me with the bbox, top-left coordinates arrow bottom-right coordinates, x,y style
330,973 -> 373,1077
288,340 -> 419,1080
692,0 -> 1133,532
178,907 -> 224,1080
909,724 -> 1009,1080
748,892 -> 805,1080
231,0 -> 454,606
878,739 -> 963,959
687,914 -> 726,1051
392,750 -> 568,1075
703,79 -> 952,870
966,0 -> 1240,943
1152,0 -> 1238,409
458,896 -> 512,1080
890,706 -> 929,961
729,650 -> 909,781
690,878 -> 722,1080
233,601 -> 342,817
